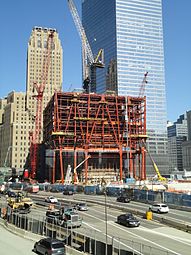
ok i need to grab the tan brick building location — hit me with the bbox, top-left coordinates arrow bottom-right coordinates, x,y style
0,27 -> 63,171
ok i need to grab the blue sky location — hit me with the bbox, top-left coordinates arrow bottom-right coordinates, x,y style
0,0 -> 191,122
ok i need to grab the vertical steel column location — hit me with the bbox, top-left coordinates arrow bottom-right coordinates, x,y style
52,150 -> 56,184
59,147 -> 64,184
138,153 -> 141,180
129,151 -> 133,178
85,150 -> 88,184
74,150 -> 77,183
133,156 -> 136,178
119,147 -> 123,181
143,97 -> 147,180
74,98 -> 77,183
141,146 -> 146,180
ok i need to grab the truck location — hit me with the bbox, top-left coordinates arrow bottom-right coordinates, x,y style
46,207 -> 82,228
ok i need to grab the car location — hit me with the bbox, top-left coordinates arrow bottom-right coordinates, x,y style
63,190 -> 74,195
117,213 -> 140,227
116,195 -> 131,203
33,237 -> 65,255
75,203 -> 88,211
45,196 -> 58,203
149,203 -> 169,213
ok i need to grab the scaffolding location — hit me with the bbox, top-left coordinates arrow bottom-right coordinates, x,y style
43,92 -> 147,183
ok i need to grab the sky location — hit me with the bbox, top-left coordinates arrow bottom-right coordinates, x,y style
0,0 -> 191,122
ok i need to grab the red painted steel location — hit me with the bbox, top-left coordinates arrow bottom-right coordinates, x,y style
29,31 -> 54,179
43,92 -> 147,182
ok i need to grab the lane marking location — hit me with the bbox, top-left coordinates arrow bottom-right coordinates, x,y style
109,222 -> 182,255
81,208 -> 182,254
139,226 -> 191,245
82,221 -> 101,232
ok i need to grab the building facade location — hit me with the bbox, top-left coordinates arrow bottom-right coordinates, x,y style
26,27 -> 63,125
0,92 -> 30,171
167,114 -> 188,172
82,0 -> 168,175
182,111 -> 191,172
0,27 -> 63,172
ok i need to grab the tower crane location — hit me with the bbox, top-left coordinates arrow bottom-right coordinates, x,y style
138,71 -> 148,98
29,31 -> 54,179
67,0 -> 104,93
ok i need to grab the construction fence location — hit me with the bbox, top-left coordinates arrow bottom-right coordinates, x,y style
7,182 -> 191,208
0,203 -> 177,255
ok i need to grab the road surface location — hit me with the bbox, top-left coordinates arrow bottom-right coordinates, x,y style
0,224 -> 34,255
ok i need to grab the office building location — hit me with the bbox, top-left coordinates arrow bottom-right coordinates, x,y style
0,27 -> 63,172
167,114 -> 188,172
182,111 -> 191,172
26,27 -> 63,122
0,92 -> 30,170
82,0 -> 168,175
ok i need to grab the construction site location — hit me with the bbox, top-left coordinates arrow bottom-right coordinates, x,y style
41,92 -> 147,184
25,0 -> 153,185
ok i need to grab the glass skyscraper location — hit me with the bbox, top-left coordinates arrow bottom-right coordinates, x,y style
82,0 -> 168,176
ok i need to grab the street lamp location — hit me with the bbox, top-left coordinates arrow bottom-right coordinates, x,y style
101,178 -> 108,255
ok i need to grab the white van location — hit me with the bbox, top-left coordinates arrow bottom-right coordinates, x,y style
149,203 -> 169,213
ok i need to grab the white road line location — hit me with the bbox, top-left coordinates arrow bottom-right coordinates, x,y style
109,222 -> 181,255
80,211 -> 106,223
82,221 -> 143,255
82,221 -> 101,232
139,226 -> 191,245
81,209 -> 180,254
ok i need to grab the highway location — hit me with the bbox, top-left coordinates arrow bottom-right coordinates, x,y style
29,192 -> 191,255
74,193 -> 191,224
0,224 -> 34,255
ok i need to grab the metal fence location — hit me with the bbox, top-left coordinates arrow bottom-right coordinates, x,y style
0,203 -> 177,255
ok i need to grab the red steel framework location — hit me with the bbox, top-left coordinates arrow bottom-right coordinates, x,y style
43,92 -> 147,183
127,96 -> 147,180
29,31 -> 54,179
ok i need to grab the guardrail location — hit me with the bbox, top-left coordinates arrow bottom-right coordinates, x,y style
0,203 -> 178,255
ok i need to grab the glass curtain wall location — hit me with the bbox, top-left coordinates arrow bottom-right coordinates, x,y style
82,0 -> 168,176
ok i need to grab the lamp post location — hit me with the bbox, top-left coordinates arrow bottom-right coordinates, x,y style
101,178 -> 108,255
104,188 -> 108,255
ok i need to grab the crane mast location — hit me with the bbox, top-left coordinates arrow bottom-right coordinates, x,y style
67,0 -> 104,93
29,31 -> 54,179
67,0 -> 94,64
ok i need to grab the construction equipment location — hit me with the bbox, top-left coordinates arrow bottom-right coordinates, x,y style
7,194 -> 33,214
143,143 -> 166,182
67,0 -> 104,93
29,31 -> 54,179
64,155 -> 91,185
138,71 -> 148,98
137,74 -> 166,181
73,155 -> 91,184
64,165 -> 73,185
